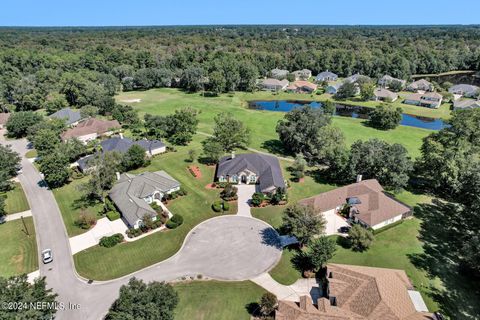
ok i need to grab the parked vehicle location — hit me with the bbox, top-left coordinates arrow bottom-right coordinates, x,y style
338,226 -> 351,234
41,249 -> 53,264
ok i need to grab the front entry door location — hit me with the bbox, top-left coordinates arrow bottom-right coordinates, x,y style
241,175 -> 247,184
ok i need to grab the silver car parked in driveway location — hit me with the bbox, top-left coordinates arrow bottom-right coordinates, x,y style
41,249 -> 53,264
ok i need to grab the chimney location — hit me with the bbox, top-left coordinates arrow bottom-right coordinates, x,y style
231,151 -> 235,159
116,172 -> 121,180
356,175 -> 362,183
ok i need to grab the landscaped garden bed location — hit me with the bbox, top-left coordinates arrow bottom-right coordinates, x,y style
188,165 -> 202,179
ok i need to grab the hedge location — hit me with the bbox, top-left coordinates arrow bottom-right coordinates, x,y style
222,201 -> 230,211
99,233 -> 124,248
212,201 -> 223,212
106,210 -> 120,221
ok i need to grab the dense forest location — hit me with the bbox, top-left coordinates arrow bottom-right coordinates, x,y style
1,25 -> 480,112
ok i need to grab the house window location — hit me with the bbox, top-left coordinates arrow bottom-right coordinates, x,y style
250,175 -> 256,183
231,175 -> 238,182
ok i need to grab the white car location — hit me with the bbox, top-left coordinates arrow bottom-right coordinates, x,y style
41,249 -> 53,264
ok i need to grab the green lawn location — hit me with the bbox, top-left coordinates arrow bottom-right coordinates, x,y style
116,88 -> 432,159
3,182 -> 30,214
25,149 -> 38,158
0,217 -> 38,276
52,177 -> 104,237
73,137 -> 237,280
174,281 -> 266,320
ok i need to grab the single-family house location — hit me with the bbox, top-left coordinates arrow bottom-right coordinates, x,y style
215,153 -> 285,194
448,84 -> 479,98
260,78 -> 289,92
406,79 -> 434,92
344,73 -> 371,84
0,113 -> 10,129
270,68 -> 289,80
292,69 -> 312,81
49,108 -> 83,126
453,99 -> 480,110
77,136 -> 166,172
378,75 -> 406,88
109,171 -> 180,229
286,81 -> 318,94
299,179 -> 411,230
325,83 -> 341,95
403,92 -> 443,108
276,264 -> 433,320
315,71 -> 338,83
372,88 -> 398,102
61,118 -> 121,144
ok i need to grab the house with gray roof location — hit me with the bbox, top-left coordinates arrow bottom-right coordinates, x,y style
344,73 -> 371,84
378,75 -> 406,89
453,99 -> 480,110
215,153 -> 285,194
292,69 -> 312,81
315,71 -> 338,83
270,68 -> 289,80
406,79 -> 434,92
259,78 -> 289,91
448,84 -> 479,98
325,83 -> 341,94
49,108 -> 83,126
77,136 -> 166,172
109,171 -> 180,229
403,92 -> 443,108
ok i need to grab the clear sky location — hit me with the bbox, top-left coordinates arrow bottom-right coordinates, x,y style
1,0 -> 478,26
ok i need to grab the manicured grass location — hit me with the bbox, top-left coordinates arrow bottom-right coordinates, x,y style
25,149 -> 38,158
53,177 -> 104,237
3,182 -> 30,214
73,137 -> 237,280
174,281 -> 266,320
116,88 -> 431,159
269,248 -> 302,285
0,217 -> 38,276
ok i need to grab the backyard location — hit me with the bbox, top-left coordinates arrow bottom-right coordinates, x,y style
0,217 -> 38,277
72,137 -> 237,280
2,182 -> 30,215
174,281 -> 266,320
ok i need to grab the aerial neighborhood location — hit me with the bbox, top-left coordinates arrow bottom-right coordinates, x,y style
0,22 -> 479,320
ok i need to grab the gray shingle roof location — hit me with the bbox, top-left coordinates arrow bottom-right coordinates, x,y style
316,71 -> 338,81
109,171 -> 180,227
49,108 -> 82,125
77,137 -> 165,171
448,84 -> 479,96
216,153 -> 285,192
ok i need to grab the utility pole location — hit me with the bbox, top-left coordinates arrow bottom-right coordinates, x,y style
21,216 -> 29,236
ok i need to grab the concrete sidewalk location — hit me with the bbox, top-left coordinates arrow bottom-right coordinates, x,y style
69,218 -> 128,254
1,210 -> 32,222
236,185 -> 256,217
251,273 -> 300,301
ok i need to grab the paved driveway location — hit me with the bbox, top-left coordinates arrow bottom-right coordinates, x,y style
236,184 -> 256,217
323,210 -> 349,235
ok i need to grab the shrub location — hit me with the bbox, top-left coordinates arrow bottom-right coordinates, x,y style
368,105 -> 402,130
126,228 -> 142,238
222,201 -> 230,211
150,202 -> 163,214
251,192 -> 265,207
104,198 -> 116,213
220,183 -> 238,201
99,233 -> 124,248
170,214 -> 184,226
166,220 -> 178,229
106,210 -> 120,221
348,224 -> 375,251
212,201 -> 223,212
74,211 -> 96,229
216,182 -> 228,188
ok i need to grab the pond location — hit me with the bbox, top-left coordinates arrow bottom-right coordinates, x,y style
248,100 -> 447,130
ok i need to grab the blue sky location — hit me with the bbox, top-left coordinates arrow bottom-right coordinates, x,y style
1,0 -> 478,26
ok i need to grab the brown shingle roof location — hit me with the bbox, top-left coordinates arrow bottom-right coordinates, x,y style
0,113 -> 11,125
275,264 -> 434,320
287,81 -> 318,91
298,179 -> 410,227
61,118 -> 121,140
